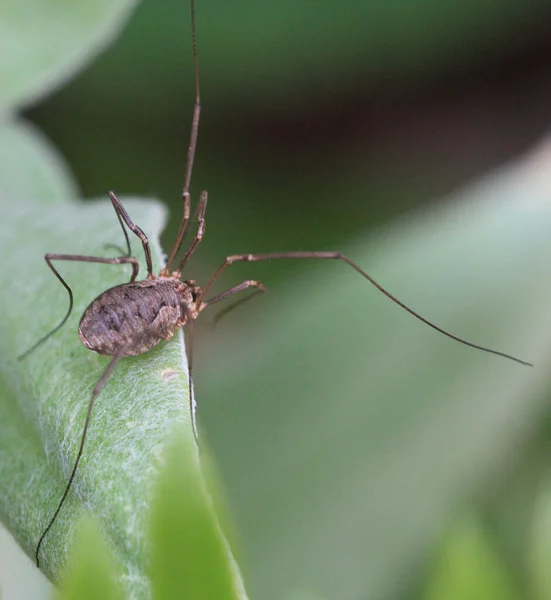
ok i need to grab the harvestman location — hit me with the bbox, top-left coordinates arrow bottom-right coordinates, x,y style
21,0 -> 532,569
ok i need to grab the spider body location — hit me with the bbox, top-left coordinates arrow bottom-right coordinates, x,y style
78,277 -> 200,357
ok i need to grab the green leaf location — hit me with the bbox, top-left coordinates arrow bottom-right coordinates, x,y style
0,117 -> 77,202
55,516 -> 123,600
529,480 -> 551,600
0,114 -> 245,598
0,0 -> 138,110
423,516 -> 520,600
199,143 -> 551,599
0,116 -> 75,600
0,195 -> 161,589
0,191 -> 246,598
149,432 -> 247,600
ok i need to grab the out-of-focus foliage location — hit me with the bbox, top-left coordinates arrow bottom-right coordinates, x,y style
26,0 -> 551,266
423,517 -> 520,600
529,480 -> 551,600
199,145 -> 551,599
55,517 -> 123,600
0,0 -> 138,110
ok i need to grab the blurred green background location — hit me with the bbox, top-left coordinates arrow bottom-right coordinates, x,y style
4,0 -> 551,598
24,0 -> 551,269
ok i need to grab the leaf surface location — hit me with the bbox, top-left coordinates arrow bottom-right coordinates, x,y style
0,0 -> 138,110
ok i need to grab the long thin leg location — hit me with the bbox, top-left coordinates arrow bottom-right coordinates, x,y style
200,280 -> 266,327
197,251 -> 532,366
35,322 -> 171,566
180,196 -> 201,253
103,206 -> 132,257
209,287 -> 267,328
201,279 -> 266,309
175,190 -> 208,275
171,195 -> 204,268
108,191 -> 153,277
163,188 -> 192,276
18,253 -> 139,361
164,0 -> 202,273
35,350 -> 125,567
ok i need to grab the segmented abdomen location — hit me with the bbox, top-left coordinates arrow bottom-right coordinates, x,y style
78,279 -> 183,357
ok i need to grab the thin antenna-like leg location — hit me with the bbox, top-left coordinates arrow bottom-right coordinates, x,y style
164,0 -> 202,273
209,287 -> 267,328
102,192 -> 133,256
34,322 -> 170,566
199,280 -> 266,327
163,186 -> 192,277
35,349 -> 125,567
201,279 -> 266,309
18,253 -> 139,361
175,190 -> 208,275
108,191 -> 153,277
197,252 -> 532,366
179,195 -> 201,253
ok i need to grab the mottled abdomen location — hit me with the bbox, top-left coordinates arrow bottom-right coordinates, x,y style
78,278 -> 185,357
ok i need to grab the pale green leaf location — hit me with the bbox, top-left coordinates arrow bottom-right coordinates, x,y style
0,194 -> 167,593
0,193 -> 245,598
0,117 -> 77,202
0,116 -> 77,600
0,0 -> 138,110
